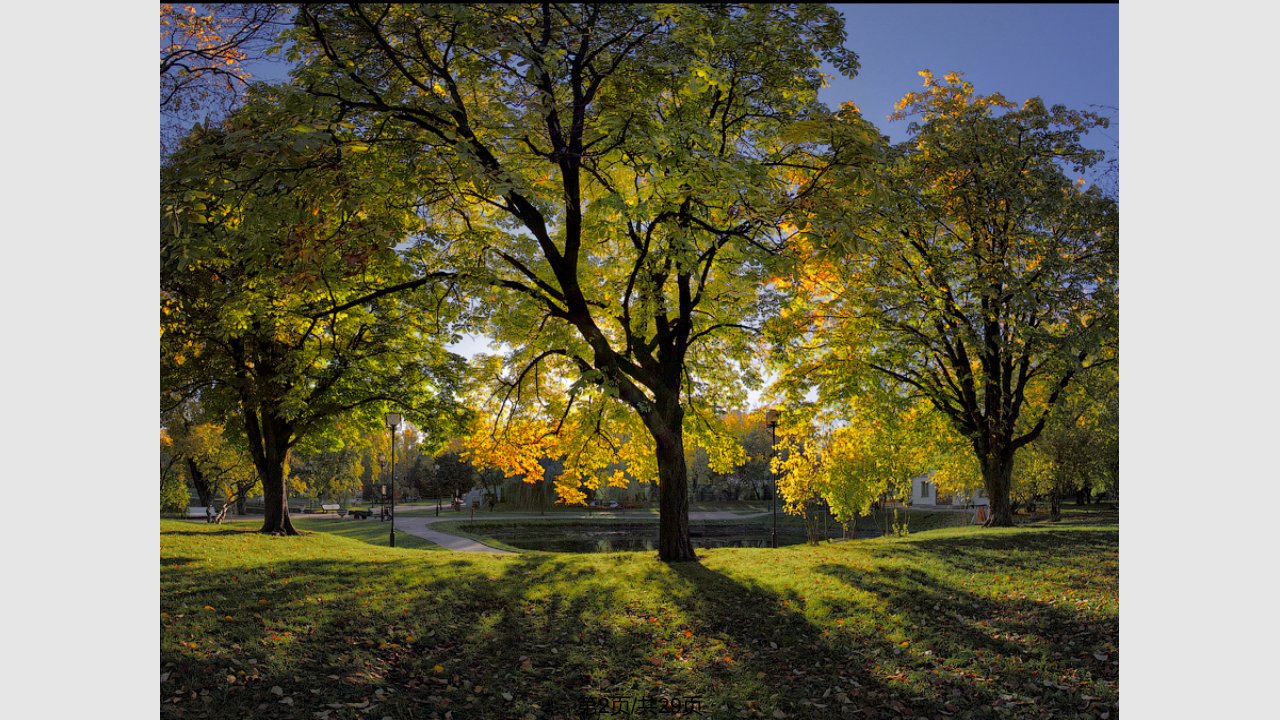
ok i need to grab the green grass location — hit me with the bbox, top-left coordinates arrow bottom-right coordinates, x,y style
193,518 -> 447,551
291,518 -> 445,551
161,519 -> 1117,719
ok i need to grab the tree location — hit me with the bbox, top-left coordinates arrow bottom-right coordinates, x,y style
1015,364 -> 1119,518
200,432 -> 260,523
160,429 -> 190,514
433,449 -> 479,501
161,87 -> 470,534
724,411 -> 775,501
339,422 -> 426,501
161,4 -> 289,115
685,411 -> 774,502
776,72 -> 1118,526
288,442 -> 365,502
774,396 -> 972,540
293,3 -> 861,560
162,403 -> 217,508
161,405 -> 261,522
475,465 -> 507,506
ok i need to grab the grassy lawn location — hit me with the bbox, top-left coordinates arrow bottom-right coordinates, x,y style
161,519 -> 1117,719
290,518 -> 445,551
191,518 -> 447,551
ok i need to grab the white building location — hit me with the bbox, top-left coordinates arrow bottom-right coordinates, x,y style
909,476 -> 988,507
909,476 -> 939,506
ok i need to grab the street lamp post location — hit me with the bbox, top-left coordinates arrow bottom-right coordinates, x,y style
386,412 -> 401,548
765,408 -> 780,549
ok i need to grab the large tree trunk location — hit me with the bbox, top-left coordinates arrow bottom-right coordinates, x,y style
258,443 -> 296,535
244,408 -> 297,535
650,413 -> 696,562
187,459 -> 212,507
981,449 -> 1016,527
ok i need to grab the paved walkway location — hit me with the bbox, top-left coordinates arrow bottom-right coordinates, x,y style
321,509 -> 771,554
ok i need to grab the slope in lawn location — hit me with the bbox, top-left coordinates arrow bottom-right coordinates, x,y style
160,520 -> 1117,719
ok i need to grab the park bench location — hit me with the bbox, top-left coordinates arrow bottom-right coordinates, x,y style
320,503 -> 347,517
186,506 -> 210,520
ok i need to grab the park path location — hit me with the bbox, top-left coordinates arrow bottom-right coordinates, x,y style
372,509 -> 771,554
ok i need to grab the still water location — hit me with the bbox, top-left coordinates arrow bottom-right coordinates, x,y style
459,521 -> 852,553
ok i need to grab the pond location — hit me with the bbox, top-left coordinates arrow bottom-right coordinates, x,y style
458,521 -> 874,553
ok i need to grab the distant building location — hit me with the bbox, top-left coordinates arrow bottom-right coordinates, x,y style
909,476 -> 988,507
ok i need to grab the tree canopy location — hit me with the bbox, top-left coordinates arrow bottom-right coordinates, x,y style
771,72 -> 1118,526
161,86 -> 470,534
1013,361 -> 1119,516
290,3 -> 865,560
161,3 -> 291,150
157,6 -> 1119,552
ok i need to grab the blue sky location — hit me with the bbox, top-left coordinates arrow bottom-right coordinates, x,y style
242,4 -> 1118,150
824,3 -> 1118,147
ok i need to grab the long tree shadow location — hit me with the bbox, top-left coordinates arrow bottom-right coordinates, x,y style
652,561 -> 965,719
810,530 -> 1118,718
816,563 -> 1117,684
162,529 -> 254,537
901,528 -> 1120,599
903,527 -> 1116,557
161,527 -> 1117,720
163,552 -> 656,719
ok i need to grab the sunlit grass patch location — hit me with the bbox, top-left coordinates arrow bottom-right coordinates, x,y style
161,519 -> 1117,719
